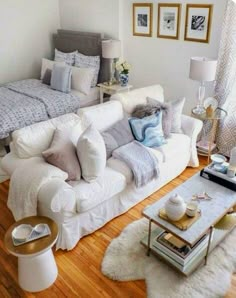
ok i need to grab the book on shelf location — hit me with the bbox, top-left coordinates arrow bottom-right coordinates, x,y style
153,231 -> 212,267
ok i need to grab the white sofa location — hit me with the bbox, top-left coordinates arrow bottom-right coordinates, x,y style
2,85 -> 202,250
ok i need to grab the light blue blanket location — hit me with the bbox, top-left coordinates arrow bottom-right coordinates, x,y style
112,141 -> 159,188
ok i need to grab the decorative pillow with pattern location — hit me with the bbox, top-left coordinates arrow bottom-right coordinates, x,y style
75,52 -> 100,87
129,112 -> 166,148
54,49 -> 78,66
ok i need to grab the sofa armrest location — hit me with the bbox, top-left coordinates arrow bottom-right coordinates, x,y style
181,115 -> 203,167
38,178 -> 77,219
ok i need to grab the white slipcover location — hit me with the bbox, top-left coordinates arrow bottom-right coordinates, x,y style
2,85 -> 203,250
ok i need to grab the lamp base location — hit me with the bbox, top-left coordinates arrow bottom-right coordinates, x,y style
192,105 -> 206,115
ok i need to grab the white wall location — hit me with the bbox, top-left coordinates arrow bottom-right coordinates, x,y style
59,0 -> 120,39
58,0 -> 226,114
122,0 -> 227,113
0,0 -> 60,84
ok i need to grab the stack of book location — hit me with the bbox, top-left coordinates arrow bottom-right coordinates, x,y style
153,231 -> 212,272
197,141 -> 217,155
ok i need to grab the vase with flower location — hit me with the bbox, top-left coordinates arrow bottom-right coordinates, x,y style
116,61 -> 131,87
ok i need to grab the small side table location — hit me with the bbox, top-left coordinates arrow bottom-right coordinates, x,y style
191,107 -> 227,163
97,83 -> 133,104
4,216 -> 58,292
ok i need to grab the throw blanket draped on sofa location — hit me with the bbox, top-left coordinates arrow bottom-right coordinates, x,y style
112,141 -> 159,188
7,157 -> 68,221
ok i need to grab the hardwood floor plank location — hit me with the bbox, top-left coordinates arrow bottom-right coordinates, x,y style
0,157 -> 235,297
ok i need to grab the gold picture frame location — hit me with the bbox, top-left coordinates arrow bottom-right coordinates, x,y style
157,3 -> 181,40
133,3 -> 153,37
184,4 -> 213,43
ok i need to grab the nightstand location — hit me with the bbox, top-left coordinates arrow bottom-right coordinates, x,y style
191,107 -> 227,163
97,83 -> 133,104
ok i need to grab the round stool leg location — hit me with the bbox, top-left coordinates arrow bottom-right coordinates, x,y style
18,249 -> 58,292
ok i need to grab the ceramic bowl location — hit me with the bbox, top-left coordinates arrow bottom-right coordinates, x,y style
210,154 -> 227,165
34,224 -> 45,234
186,202 -> 198,217
12,224 -> 33,242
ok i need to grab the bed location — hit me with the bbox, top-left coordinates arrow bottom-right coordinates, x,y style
0,29 -> 109,147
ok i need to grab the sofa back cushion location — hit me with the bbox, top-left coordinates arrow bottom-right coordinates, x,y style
78,101 -> 124,132
110,85 -> 164,115
12,114 -> 81,159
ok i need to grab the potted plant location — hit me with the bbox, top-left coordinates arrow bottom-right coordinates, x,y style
116,61 -> 131,87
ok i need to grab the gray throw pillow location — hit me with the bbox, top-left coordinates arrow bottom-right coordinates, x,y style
170,98 -> 185,134
42,129 -> 81,181
50,64 -> 72,93
42,68 -> 52,85
101,117 -> 134,159
132,98 -> 172,138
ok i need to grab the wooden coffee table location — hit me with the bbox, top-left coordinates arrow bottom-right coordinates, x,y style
141,172 -> 236,276
4,216 -> 58,292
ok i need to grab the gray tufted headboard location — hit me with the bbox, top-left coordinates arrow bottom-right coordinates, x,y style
53,29 -> 110,83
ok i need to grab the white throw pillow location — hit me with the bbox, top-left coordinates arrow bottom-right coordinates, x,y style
40,58 -> 65,80
71,66 -> 95,95
77,125 -> 106,183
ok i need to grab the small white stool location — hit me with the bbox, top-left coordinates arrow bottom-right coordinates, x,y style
4,216 -> 58,292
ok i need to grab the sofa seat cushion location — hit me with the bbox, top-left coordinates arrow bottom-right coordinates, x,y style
69,166 -> 127,213
107,133 -> 190,185
148,133 -> 191,163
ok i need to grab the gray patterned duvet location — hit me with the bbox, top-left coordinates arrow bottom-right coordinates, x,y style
0,79 -> 80,139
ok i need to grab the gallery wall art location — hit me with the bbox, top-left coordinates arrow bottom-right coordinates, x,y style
184,4 -> 213,43
157,3 -> 181,40
133,3 -> 153,37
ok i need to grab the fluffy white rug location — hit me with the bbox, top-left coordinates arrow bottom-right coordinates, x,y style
102,218 -> 236,298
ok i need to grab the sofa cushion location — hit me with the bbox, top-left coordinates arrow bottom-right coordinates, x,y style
69,166 -> 127,213
129,112 -> 166,148
42,129 -> 81,181
170,98 -> 185,133
110,85 -> 164,115
148,133 -> 191,163
107,133 -> 190,184
101,117 -> 134,159
12,114 -> 81,159
77,125 -> 106,183
78,101 -> 124,132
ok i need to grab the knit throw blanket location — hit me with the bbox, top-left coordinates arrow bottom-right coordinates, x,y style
112,141 -> 159,188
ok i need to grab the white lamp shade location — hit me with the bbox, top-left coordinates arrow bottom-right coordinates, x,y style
189,57 -> 217,82
102,40 -> 121,59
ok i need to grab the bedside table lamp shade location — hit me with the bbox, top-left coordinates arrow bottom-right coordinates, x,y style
189,57 -> 217,115
102,40 -> 121,85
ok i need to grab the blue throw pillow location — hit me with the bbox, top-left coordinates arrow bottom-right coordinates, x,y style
50,64 -> 72,93
129,112 -> 166,148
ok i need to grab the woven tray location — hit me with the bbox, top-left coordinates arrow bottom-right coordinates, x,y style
158,208 -> 201,231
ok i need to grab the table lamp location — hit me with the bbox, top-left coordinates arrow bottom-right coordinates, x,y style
189,57 -> 217,115
102,39 -> 121,85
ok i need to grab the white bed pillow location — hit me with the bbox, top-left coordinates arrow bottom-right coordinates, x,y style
40,58 -> 65,80
77,125 -> 106,183
75,52 -> 100,87
54,49 -> 78,66
71,66 -> 95,95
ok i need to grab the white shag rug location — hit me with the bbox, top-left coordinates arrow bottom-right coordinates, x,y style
102,218 -> 236,298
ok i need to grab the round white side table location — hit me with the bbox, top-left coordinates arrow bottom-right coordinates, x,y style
4,216 -> 58,292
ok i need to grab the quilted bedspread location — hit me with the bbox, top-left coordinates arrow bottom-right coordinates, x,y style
0,79 -> 80,139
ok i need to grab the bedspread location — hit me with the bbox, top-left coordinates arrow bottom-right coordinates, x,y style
0,79 -> 80,139
7,79 -> 80,118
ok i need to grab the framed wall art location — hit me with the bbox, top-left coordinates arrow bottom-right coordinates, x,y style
157,3 -> 181,40
133,3 -> 153,37
184,4 -> 213,43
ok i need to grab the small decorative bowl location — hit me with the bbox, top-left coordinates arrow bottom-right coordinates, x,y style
210,154 -> 227,165
12,224 -> 33,242
186,202 -> 198,217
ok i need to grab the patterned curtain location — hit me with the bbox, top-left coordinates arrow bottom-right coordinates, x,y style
215,0 -> 236,156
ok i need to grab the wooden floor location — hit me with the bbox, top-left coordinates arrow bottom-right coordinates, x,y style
0,157 -> 235,297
